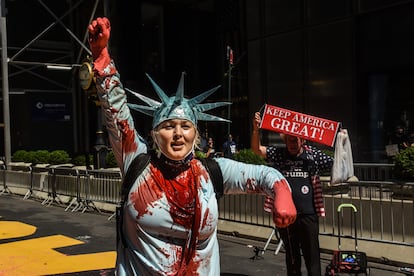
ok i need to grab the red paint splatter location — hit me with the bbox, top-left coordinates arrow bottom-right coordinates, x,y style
129,166 -> 163,219
112,78 -> 120,86
247,178 -> 262,193
201,208 -> 210,229
182,257 -> 202,275
104,78 -> 111,89
199,163 -> 210,184
129,159 -> 206,274
117,119 -> 138,154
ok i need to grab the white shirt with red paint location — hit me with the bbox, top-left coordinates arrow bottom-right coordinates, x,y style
95,61 -> 289,276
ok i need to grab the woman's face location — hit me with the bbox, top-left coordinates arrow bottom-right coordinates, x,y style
153,119 -> 197,160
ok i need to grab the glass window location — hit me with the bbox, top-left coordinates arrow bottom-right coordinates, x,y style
246,1 -> 261,40
307,21 -> 353,128
265,31 -> 303,111
306,0 -> 353,25
248,40 -> 264,109
264,0 -> 302,35
141,3 -> 164,74
360,0 -> 409,12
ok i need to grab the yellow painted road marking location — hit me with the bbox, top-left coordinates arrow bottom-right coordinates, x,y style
0,221 -> 116,275
0,221 -> 36,239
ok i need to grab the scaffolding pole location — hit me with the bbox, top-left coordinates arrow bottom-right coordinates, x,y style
0,0 -> 11,163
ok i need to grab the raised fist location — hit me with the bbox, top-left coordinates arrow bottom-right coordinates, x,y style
88,17 -> 111,71
88,17 -> 110,58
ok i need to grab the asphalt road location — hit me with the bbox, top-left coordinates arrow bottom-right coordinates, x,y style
0,193 -> 407,275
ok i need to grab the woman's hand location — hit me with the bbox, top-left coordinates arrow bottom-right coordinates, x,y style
252,112 -> 261,131
88,17 -> 111,71
272,179 -> 297,228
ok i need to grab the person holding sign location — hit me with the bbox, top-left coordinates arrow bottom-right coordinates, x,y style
252,111 -> 334,276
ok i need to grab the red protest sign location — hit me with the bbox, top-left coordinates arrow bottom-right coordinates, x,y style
260,104 -> 341,147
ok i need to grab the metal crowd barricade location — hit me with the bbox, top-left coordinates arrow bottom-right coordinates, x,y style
217,178 -> 414,249
348,180 -> 414,243
64,168 -> 92,212
24,165 -> 50,200
218,193 -> 283,254
218,193 -> 272,227
354,163 -> 395,181
5,163 -> 32,195
85,168 -> 122,218
42,165 -> 78,207
320,180 -> 414,246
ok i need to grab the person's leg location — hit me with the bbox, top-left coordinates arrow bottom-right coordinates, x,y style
299,214 -> 321,276
279,222 -> 302,276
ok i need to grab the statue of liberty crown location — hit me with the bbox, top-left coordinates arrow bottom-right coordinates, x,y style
127,72 -> 231,128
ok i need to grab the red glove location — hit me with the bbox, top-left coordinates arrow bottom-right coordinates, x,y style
272,179 -> 296,228
88,17 -> 111,71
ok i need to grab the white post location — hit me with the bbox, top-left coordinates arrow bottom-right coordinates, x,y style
227,61 -> 232,136
227,46 -> 233,137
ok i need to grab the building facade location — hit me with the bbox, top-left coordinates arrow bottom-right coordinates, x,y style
245,0 -> 414,162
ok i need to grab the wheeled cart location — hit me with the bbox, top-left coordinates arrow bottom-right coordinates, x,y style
325,203 -> 370,275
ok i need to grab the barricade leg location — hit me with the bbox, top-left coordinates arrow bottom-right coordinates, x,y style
81,200 -> 102,213
262,227 -> 284,255
0,165 -> 11,195
0,185 -> 11,195
108,211 -> 116,220
23,189 -> 32,200
65,197 -> 79,211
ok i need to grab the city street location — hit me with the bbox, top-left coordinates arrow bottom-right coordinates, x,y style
0,193 -> 406,275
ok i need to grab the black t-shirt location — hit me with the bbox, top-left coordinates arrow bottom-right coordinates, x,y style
267,145 -> 334,214
274,150 -> 315,215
